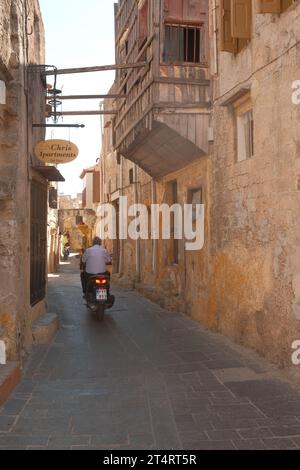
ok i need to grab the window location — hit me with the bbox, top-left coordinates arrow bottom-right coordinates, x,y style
93,171 -> 100,203
236,109 -> 254,162
257,0 -> 294,13
129,168 -> 134,185
163,0 -> 207,64
163,24 -> 205,63
220,0 -> 252,53
188,188 -> 203,222
76,215 -> 83,225
49,187 -> 58,209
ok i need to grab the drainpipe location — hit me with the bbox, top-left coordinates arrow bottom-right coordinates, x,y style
212,0 -> 218,77
134,164 -> 140,282
119,153 -> 124,276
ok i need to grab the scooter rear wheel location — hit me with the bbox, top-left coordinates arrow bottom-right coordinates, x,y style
97,304 -> 105,321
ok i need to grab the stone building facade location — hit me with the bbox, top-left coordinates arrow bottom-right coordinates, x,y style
98,1 -> 211,306
58,194 -> 96,253
0,0 -> 54,361
95,0 -> 300,367
206,0 -> 300,366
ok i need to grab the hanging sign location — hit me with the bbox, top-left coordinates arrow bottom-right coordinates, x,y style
34,139 -> 79,164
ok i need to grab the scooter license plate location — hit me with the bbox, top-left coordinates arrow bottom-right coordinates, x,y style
96,289 -> 107,301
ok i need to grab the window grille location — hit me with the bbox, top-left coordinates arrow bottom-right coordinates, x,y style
163,24 -> 206,64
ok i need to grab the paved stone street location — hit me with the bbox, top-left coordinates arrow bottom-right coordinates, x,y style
1,261 -> 300,450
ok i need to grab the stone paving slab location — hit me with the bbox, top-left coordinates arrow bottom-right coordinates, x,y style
1,262 -> 300,450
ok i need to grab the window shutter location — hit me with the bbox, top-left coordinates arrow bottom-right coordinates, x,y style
231,0 -> 252,39
281,0 -> 293,11
220,0 -> 236,53
257,0 -> 281,13
93,171 -> 100,203
182,0 -> 207,22
82,188 -> 86,208
164,0 -> 183,21
165,0 -> 207,23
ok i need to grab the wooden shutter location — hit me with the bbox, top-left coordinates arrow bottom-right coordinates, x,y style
182,0 -> 207,22
82,188 -> 86,208
281,0 -> 293,11
257,0 -> 281,13
220,0 -> 236,52
231,0 -> 252,39
93,171 -> 100,203
164,0 -> 206,23
164,0 -> 183,21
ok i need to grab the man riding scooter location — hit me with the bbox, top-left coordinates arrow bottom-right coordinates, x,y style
81,237 -> 111,296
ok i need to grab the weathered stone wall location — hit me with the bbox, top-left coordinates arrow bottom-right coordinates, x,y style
100,118 -> 211,313
59,209 -> 96,252
207,1 -> 300,366
0,0 -> 45,360
135,157 -> 210,313
59,195 -> 82,210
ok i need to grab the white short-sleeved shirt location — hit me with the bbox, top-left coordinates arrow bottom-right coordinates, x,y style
82,245 -> 111,274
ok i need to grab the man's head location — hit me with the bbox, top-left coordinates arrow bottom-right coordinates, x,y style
93,236 -> 102,246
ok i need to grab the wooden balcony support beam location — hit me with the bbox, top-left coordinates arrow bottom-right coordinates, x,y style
47,94 -> 126,100
52,111 -> 117,116
43,62 -> 147,76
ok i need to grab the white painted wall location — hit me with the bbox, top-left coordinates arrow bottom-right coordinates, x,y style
85,173 -> 94,209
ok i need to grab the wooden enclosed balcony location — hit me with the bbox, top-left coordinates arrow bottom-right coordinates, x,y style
113,0 -> 210,179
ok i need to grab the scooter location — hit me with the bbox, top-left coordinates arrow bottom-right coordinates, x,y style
63,245 -> 70,261
85,273 -> 115,320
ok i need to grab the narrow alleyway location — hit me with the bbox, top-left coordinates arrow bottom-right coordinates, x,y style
1,261 -> 300,450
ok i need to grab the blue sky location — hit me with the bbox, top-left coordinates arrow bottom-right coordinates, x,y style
39,0 -> 116,195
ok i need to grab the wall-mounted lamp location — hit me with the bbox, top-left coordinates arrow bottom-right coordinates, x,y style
0,80 -> 6,105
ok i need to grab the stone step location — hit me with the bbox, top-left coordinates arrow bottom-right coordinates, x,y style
0,362 -> 21,406
32,312 -> 59,345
